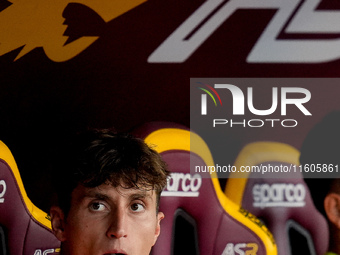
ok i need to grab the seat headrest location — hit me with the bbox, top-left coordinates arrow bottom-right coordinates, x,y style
225,141 -> 328,255
0,141 -> 60,255
134,123 -> 278,255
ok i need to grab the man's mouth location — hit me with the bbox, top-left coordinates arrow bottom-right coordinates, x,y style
104,247 -> 127,255
104,252 -> 127,255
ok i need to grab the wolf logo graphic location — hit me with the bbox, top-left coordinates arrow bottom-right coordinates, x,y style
0,0 -> 146,62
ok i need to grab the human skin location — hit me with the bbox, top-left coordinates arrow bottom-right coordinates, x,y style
50,183 -> 164,255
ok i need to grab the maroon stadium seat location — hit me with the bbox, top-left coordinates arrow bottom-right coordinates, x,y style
0,141 -> 60,255
225,142 -> 328,255
134,122 -> 278,255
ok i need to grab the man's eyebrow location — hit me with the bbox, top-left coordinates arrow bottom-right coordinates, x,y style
83,191 -> 110,201
83,188 -> 154,201
128,190 -> 154,201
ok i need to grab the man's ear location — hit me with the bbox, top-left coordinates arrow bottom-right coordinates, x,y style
324,193 -> 340,228
153,212 -> 165,245
50,206 -> 67,242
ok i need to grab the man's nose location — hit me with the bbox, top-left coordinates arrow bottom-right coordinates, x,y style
106,208 -> 128,239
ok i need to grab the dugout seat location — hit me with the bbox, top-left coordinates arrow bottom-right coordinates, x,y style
0,141 -> 60,255
134,122 -> 277,255
225,142 -> 328,255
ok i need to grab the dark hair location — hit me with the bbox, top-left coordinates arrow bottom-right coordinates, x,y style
53,129 -> 169,215
300,111 -> 340,218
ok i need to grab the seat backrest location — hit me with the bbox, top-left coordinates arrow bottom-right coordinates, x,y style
0,141 -> 60,255
134,122 -> 277,255
225,142 -> 328,255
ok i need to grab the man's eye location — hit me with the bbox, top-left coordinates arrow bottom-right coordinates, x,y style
89,202 -> 106,212
130,203 -> 145,212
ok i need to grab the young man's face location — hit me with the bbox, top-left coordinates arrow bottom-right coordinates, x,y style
51,183 -> 164,255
